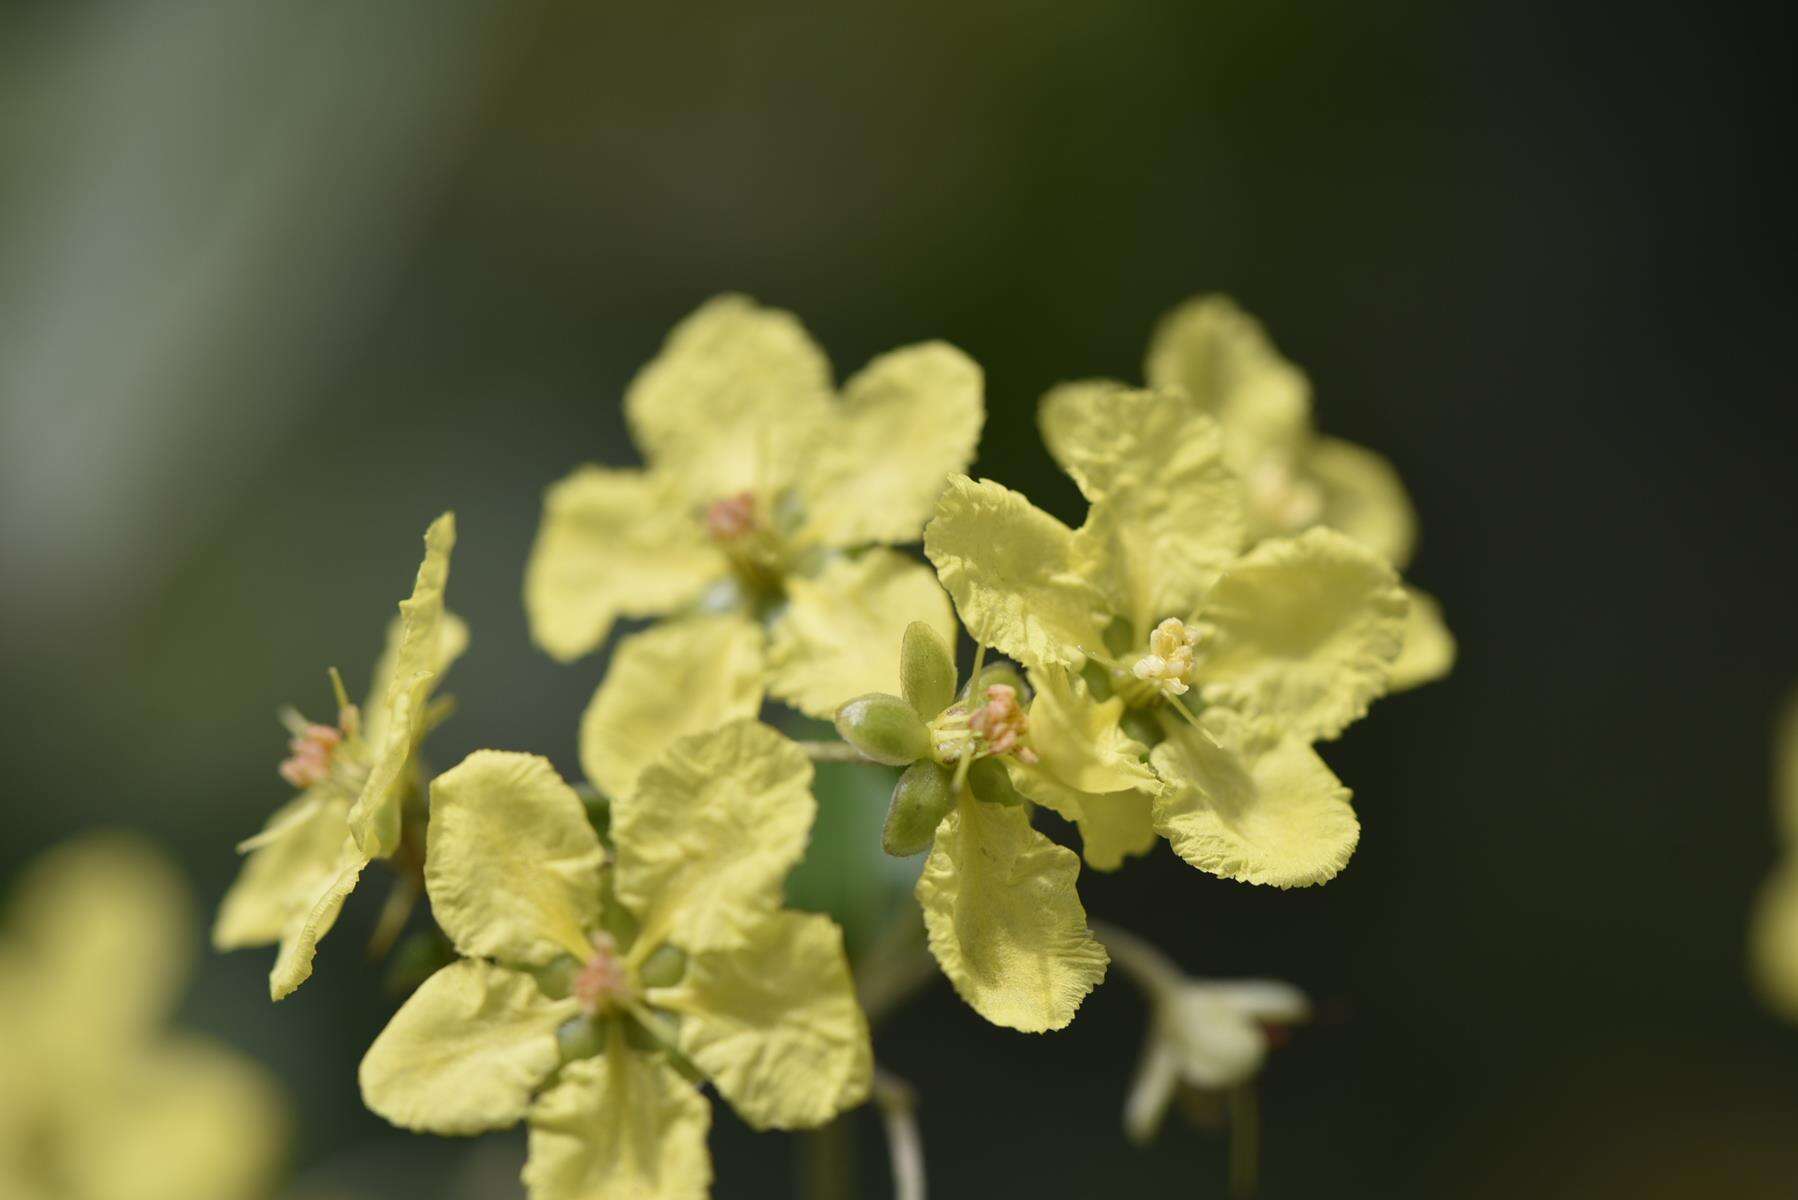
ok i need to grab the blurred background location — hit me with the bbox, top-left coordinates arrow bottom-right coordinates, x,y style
3,0 -> 1796,1196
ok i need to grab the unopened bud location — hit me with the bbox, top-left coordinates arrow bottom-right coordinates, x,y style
835,693 -> 930,766
900,621 -> 957,718
638,943 -> 688,989
883,761 -> 955,856
557,1015 -> 610,1063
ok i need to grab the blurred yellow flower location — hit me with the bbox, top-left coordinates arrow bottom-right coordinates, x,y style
214,512 -> 466,999
1751,694 -> 1798,1019
1,836 -> 286,1200
524,294 -> 973,718
359,721 -> 870,1200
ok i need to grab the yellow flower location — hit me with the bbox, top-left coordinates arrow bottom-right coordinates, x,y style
214,512 -> 466,999
524,294 -> 975,718
833,622 -> 1108,1033
925,384 -> 1406,884
359,720 -> 870,1200
1751,693 -> 1798,1020
1,836 -> 287,1200
1041,294 -> 1455,691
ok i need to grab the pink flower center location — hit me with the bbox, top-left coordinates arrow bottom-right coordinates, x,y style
573,933 -> 632,1016
278,723 -> 343,788
968,684 -> 1036,763
705,491 -> 758,542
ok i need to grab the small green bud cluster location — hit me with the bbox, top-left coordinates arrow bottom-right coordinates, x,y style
834,622 -> 1032,857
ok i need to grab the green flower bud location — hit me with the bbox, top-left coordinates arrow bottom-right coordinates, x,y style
557,1015 -> 610,1063
900,621 -> 957,718
638,943 -> 688,988
598,886 -> 640,949
967,757 -> 1024,807
835,692 -> 930,765
883,761 -> 955,856
532,953 -> 583,1000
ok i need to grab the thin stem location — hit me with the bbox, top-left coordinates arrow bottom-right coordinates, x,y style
366,873 -> 419,961
795,740 -> 876,764
1227,1085 -> 1259,1200
872,1068 -> 926,1200
799,1117 -> 854,1200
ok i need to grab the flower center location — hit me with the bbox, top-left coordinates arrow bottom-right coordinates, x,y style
1131,618 -> 1204,698
572,932 -> 633,1017
930,684 -> 1038,766
704,491 -> 759,542
278,708 -> 357,789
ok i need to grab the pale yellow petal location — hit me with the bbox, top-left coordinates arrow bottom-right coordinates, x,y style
427,752 -> 607,966
350,511 -> 457,858
612,720 -> 813,953
1753,861 -> 1798,1021
766,549 -> 955,719
524,466 -> 724,663
657,910 -> 870,1130
1150,709 -> 1358,887
63,1037 -> 287,1200
624,293 -> 833,501
524,1041 -> 712,1200
580,615 -> 767,802
9,833 -> 190,1048
1306,436 -> 1419,569
1388,586 -> 1456,692
1142,294 -> 1312,472
360,959 -> 576,1135
269,832 -> 370,1000
1041,384 -> 1244,625
214,791 -> 352,951
799,342 -> 984,547
923,475 -> 1108,670
362,610 -> 469,750
1194,528 -> 1408,741
915,796 -> 1107,1032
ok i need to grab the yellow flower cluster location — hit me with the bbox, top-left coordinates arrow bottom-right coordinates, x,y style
208,292 -> 1451,1198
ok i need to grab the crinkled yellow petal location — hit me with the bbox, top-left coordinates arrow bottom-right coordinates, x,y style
269,832 -> 369,1000
766,549 -> 955,719
214,791 -> 352,951
1142,294 -> 1312,473
613,720 -> 813,953
63,1037 -> 287,1200
798,342 -> 984,547
1388,586 -> 1456,692
1752,862 -> 1798,1022
624,293 -> 834,502
362,610 -> 469,750
1194,528 -> 1407,741
1150,709 -> 1357,887
1041,384 -> 1245,625
1306,436 -> 1418,569
350,511 -> 457,859
924,475 -> 1108,671
656,909 -> 871,1130
524,1039 -> 712,1200
915,796 -> 1107,1032
427,752 -> 607,967
1011,669 -> 1159,871
9,834 -> 190,1051
360,959 -> 576,1135
524,466 -> 724,663
580,615 -> 766,802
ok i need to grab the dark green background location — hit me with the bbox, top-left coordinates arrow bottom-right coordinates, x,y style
4,1 -> 1796,1196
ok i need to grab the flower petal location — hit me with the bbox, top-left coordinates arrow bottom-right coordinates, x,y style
923,475 -> 1108,671
915,796 -> 1108,1032
214,791 -> 353,951
766,549 -> 955,719
1752,862 -> 1798,1022
62,1037 -> 287,1200
624,293 -> 834,502
1194,528 -> 1407,741
1122,1035 -> 1181,1145
1150,709 -> 1357,887
1041,384 -> 1244,626
657,910 -> 871,1130
362,610 -> 469,750
524,466 -> 723,663
524,1041 -> 712,1200
1142,294 -> 1312,473
1306,436 -> 1418,569
799,342 -> 984,547
427,752 -> 607,967
612,720 -> 814,953
1012,669 -> 1159,871
580,615 -> 766,802
350,512 -> 457,858
269,833 -> 369,1000
1388,586 -> 1456,692
360,959 -> 575,1135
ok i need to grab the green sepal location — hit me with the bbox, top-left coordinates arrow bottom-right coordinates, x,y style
834,693 -> 930,766
557,1014 -> 611,1063
639,943 -> 689,988
532,954 -> 582,1001
967,757 -> 1024,807
883,761 -> 956,856
900,620 -> 958,718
